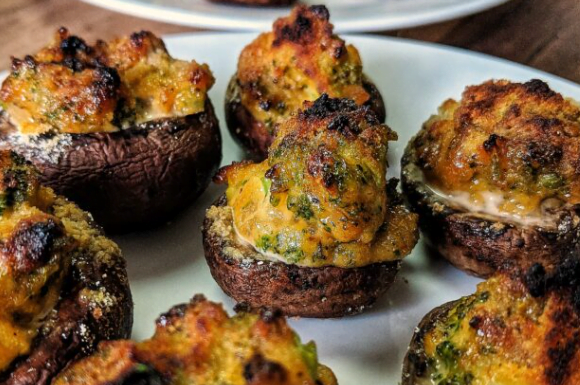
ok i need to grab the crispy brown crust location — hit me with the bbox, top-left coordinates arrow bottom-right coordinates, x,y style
54,295 -> 338,385
0,101 -> 221,233
403,270 -> 580,385
202,196 -> 401,318
1,207 -> 132,385
401,140 -> 580,278
225,75 -> 386,160
208,0 -> 295,5
410,79 -> 580,209
401,301 -> 458,385
1,29 -> 215,137
362,77 -> 387,125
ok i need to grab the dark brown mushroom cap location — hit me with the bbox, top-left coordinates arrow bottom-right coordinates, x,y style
225,75 -> 386,160
202,195 -> 401,318
0,100 -> 221,233
401,138 -> 580,278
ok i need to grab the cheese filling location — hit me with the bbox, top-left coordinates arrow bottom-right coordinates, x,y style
408,162 -> 564,228
417,274 -> 580,385
236,5 -> 370,132
223,163 -> 418,269
0,188 -> 71,371
0,29 -> 214,135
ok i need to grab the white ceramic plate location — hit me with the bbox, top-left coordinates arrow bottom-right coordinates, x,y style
113,33 -> 580,385
80,0 -> 510,32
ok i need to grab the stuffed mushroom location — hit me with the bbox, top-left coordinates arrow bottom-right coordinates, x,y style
203,95 -> 419,318
0,150 -> 132,385
226,5 -> 386,159
403,260 -> 580,385
401,79 -> 580,278
0,28 -> 221,233
53,295 -> 337,385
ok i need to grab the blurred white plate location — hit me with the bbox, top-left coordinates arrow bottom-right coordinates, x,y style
113,33 -> 580,385
80,0 -> 510,32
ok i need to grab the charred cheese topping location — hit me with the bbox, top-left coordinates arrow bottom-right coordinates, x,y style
412,79 -> 580,218
0,152 -> 70,370
218,96 -> 418,268
0,151 -> 124,372
236,5 -> 370,133
416,267 -> 580,385
0,28 -> 214,134
54,296 -> 337,385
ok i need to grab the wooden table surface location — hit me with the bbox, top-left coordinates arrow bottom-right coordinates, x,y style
0,0 -> 579,83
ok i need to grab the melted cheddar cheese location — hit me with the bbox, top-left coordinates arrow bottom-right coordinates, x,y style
0,153 -> 71,370
417,273 -> 580,385
236,5 -> 369,133
0,28 -> 214,134
54,296 -> 337,385
412,79 -> 580,218
219,96 -> 418,268
0,151 -> 124,372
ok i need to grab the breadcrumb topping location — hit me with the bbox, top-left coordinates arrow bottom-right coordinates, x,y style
0,29 -> 214,135
54,296 -> 337,385
0,151 -> 127,371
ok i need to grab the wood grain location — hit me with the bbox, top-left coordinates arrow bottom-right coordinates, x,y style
0,0 -> 578,83
391,0 -> 580,83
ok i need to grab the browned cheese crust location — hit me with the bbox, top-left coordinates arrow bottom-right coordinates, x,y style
0,29 -> 221,233
0,151 -> 132,385
226,5 -> 386,159
53,295 -> 338,385
401,79 -> 580,278
203,195 -> 402,318
226,76 -> 385,160
402,301 -> 459,385
403,262 -> 580,385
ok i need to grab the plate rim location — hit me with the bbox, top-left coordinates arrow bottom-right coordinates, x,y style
80,0 -> 510,33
